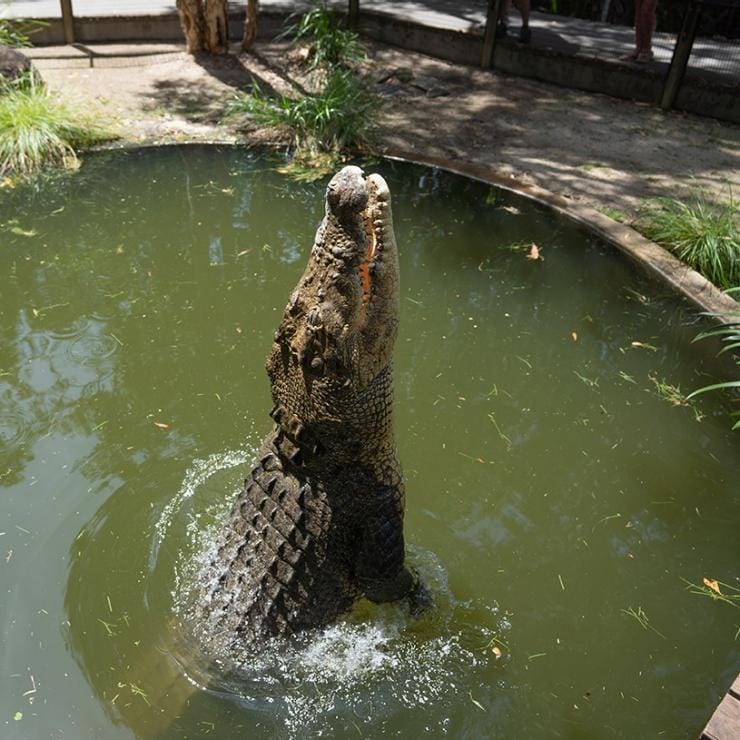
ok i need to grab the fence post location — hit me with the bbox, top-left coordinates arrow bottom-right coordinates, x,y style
661,0 -> 702,110
348,0 -> 359,31
60,0 -> 75,44
481,0 -> 503,68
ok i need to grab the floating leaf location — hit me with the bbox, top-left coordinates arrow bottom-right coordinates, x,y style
154,421 -> 170,429
10,226 -> 37,237
469,692 -> 487,711
527,243 -> 541,261
571,331 -> 578,341
703,577 -> 721,595
630,341 -> 658,352
491,645 -> 503,659
14,712 -> 22,721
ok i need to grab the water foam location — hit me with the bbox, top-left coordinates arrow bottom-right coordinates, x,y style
154,447 -> 251,545
157,451 -> 506,737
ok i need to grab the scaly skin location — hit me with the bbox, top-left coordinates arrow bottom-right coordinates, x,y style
194,166 -> 423,650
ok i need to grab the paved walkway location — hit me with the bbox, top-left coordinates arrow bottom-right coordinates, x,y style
4,0 -> 740,82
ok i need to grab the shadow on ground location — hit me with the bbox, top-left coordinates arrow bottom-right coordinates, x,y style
141,53 -> 248,122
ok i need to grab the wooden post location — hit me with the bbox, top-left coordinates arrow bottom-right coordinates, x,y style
60,0 -> 75,44
660,0 -> 702,110
481,0 -> 503,68
348,0 -> 359,31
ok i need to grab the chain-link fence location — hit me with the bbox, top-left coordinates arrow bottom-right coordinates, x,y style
682,0 -> 739,86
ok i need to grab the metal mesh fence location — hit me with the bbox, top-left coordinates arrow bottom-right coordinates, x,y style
685,0 -> 740,88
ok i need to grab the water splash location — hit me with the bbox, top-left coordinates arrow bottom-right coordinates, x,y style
154,447 -> 251,546
155,451 -> 506,738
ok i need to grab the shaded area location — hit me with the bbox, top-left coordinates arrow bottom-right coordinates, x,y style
145,51 -> 257,122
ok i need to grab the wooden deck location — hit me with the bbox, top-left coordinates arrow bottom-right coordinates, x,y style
701,673 -> 740,740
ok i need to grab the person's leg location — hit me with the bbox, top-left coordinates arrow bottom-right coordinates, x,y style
497,0 -> 511,37
516,0 -> 531,42
637,0 -> 657,57
518,0 -> 530,27
635,0 -> 647,52
621,0 -> 643,60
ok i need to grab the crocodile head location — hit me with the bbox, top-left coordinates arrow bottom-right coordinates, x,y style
266,165 -> 400,465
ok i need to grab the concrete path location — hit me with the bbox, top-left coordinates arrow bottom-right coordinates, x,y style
4,0 -> 739,80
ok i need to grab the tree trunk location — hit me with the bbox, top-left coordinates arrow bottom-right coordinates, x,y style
205,0 -> 229,54
176,0 -> 208,53
241,0 -> 259,52
176,0 -> 229,54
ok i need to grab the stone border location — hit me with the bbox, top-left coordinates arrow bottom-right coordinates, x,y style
90,140 -> 738,322
382,147 -> 739,322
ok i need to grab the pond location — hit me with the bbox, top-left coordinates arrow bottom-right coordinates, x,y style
1,145 -> 738,739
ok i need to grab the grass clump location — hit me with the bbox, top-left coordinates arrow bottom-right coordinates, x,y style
0,17 -> 47,47
640,192 -> 739,290
0,75 -> 115,178
687,288 -> 740,429
649,375 -> 704,422
287,3 -> 365,69
228,4 -> 375,179
228,68 -> 376,179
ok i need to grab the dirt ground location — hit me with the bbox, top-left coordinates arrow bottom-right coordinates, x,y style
32,39 -> 740,220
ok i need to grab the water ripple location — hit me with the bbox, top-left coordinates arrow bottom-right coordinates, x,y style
0,408 -> 32,451
68,333 -> 119,365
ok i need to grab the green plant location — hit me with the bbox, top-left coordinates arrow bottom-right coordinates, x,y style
639,192 -> 739,291
228,68 -> 376,176
0,75 -> 115,178
649,375 -> 704,422
0,16 -> 47,47
287,3 -> 365,69
687,288 -> 740,429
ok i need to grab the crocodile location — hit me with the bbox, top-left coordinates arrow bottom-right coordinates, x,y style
192,165 -> 426,653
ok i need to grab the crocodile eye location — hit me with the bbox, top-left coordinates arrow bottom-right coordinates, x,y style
310,356 -> 324,371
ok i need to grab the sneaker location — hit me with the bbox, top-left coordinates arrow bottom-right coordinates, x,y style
619,50 -> 638,61
519,26 -> 531,44
495,21 -> 508,38
635,50 -> 654,63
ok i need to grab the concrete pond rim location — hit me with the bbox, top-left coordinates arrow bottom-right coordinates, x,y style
75,139 -> 740,323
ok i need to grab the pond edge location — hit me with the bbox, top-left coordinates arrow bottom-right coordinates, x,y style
382,147 -> 739,323
92,140 -> 739,322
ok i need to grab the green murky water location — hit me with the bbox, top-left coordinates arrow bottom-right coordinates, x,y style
1,146 -> 738,739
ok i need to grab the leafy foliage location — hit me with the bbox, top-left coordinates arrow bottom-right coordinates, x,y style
287,4 -> 365,69
0,17 -> 47,47
640,192 -> 739,291
0,75 -> 115,178
687,288 -> 740,429
228,69 -> 376,178
227,4 -> 375,177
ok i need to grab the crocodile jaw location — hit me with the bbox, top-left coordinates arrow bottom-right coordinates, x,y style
265,166 -> 400,446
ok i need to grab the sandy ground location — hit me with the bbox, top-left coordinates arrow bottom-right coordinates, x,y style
32,40 -> 740,219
